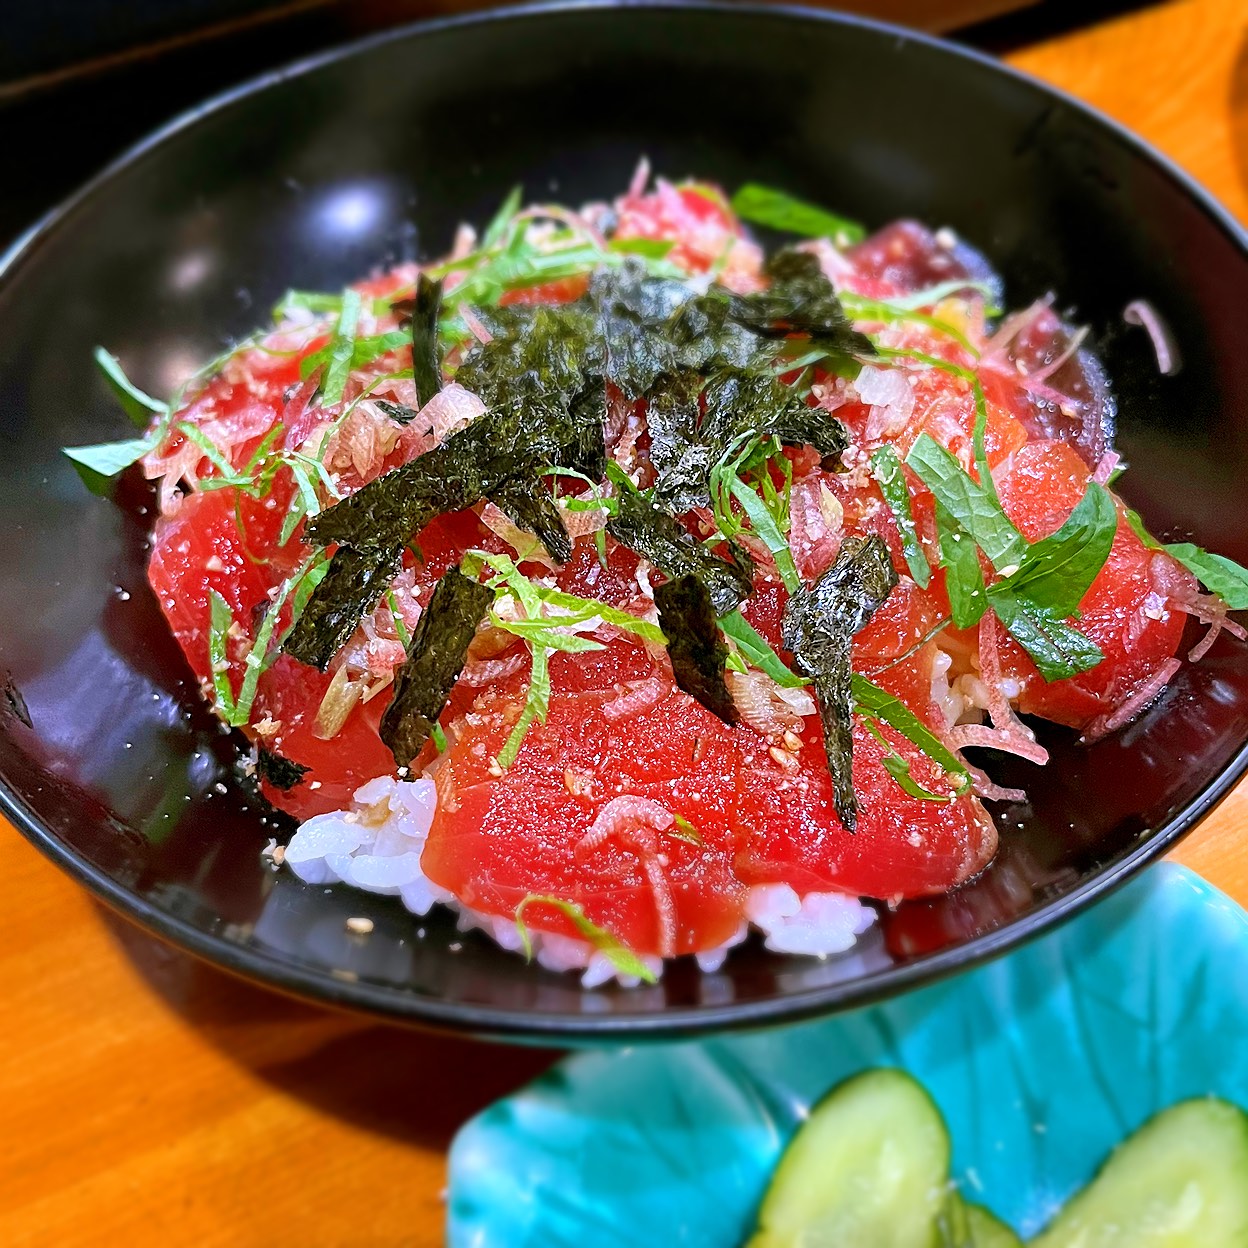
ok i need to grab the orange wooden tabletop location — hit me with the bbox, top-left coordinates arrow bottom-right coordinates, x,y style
3,2 -> 1248,1244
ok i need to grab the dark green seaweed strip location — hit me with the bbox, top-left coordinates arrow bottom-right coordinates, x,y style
379,568 -> 494,769
781,535 -> 898,832
700,369 -> 849,463
654,574 -> 738,725
376,399 -> 422,426
283,546 -> 403,670
727,249 -> 876,359
607,487 -> 754,617
591,261 -> 698,398
256,749 -> 310,791
488,478 -> 572,565
411,274 -> 443,409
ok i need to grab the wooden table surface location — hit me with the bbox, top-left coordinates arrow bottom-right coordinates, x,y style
4,1 -> 1248,1243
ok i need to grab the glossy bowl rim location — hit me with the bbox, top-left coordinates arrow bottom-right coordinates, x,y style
3,0 -> 1247,1041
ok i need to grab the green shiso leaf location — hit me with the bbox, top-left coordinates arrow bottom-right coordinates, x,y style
1164,544 -> 1248,610
498,644 -> 550,769
270,551 -> 333,657
378,567 -> 493,768
782,535 -> 898,831
63,438 -> 153,496
65,350 -> 172,494
654,574 -> 737,724
458,548 -> 664,764
271,290 -> 390,320
906,433 -> 1026,572
410,273 -> 443,409
865,278 -> 999,312
93,347 -> 165,429
514,894 -> 656,983
852,672 -> 970,794
1002,482 -> 1118,616
936,505 -> 988,630
911,432 -> 1112,680
1125,507 -> 1248,608
719,609 -> 809,688
318,289 -> 362,407
986,588 -> 1105,682
669,814 -> 703,845
256,749 -> 310,791
870,445 -> 932,589
207,590 -> 238,720
300,330 -> 412,381
729,183 -> 866,245
841,291 -> 982,359
607,484 -> 754,616
386,589 -> 412,649
466,549 -> 664,646
481,184 -> 523,250
607,237 -> 676,259
719,461 -> 800,594
861,718 -> 953,803
208,559 -> 325,726
1124,506 -> 1160,551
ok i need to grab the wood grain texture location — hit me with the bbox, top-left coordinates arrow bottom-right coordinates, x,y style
2,1 -> 1246,1243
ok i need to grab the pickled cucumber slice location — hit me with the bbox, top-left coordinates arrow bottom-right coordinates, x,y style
746,1068 -> 950,1248
1030,1098 -> 1248,1247
939,1193 -> 1023,1247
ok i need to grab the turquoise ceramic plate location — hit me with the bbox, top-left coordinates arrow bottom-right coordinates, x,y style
448,864 -> 1248,1245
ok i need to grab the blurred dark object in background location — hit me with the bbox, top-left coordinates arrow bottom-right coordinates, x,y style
2,0 -> 1065,91
0,0 -> 1159,254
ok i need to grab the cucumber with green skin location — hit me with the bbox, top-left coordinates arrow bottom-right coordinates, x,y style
746,1068 -> 950,1248
748,1073 -> 1247,1248
939,1194 -> 1024,1248
1029,1098 -> 1248,1247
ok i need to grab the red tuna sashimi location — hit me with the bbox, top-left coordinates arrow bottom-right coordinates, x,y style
993,439 -> 1189,729
732,586 -> 997,903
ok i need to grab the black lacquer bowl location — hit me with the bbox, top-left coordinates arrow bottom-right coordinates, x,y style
3,1 -> 1246,1043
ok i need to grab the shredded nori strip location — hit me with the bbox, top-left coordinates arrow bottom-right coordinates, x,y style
701,369 -> 849,465
376,399 -> 422,426
645,371 -> 715,513
608,485 -> 754,616
457,302 -> 600,408
284,546 -> 403,670
731,248 -> 877,359
256,749 -> 310,791
288,313 -> 605,664
411,274 -> 443,408
654,575 -> 737,724
284,251 -> 860,674
646,367 -> 849,514
379,567 -> 494,768
591,262 -> 699,398
488,477 -> 573,564
781,535 -> 898,831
